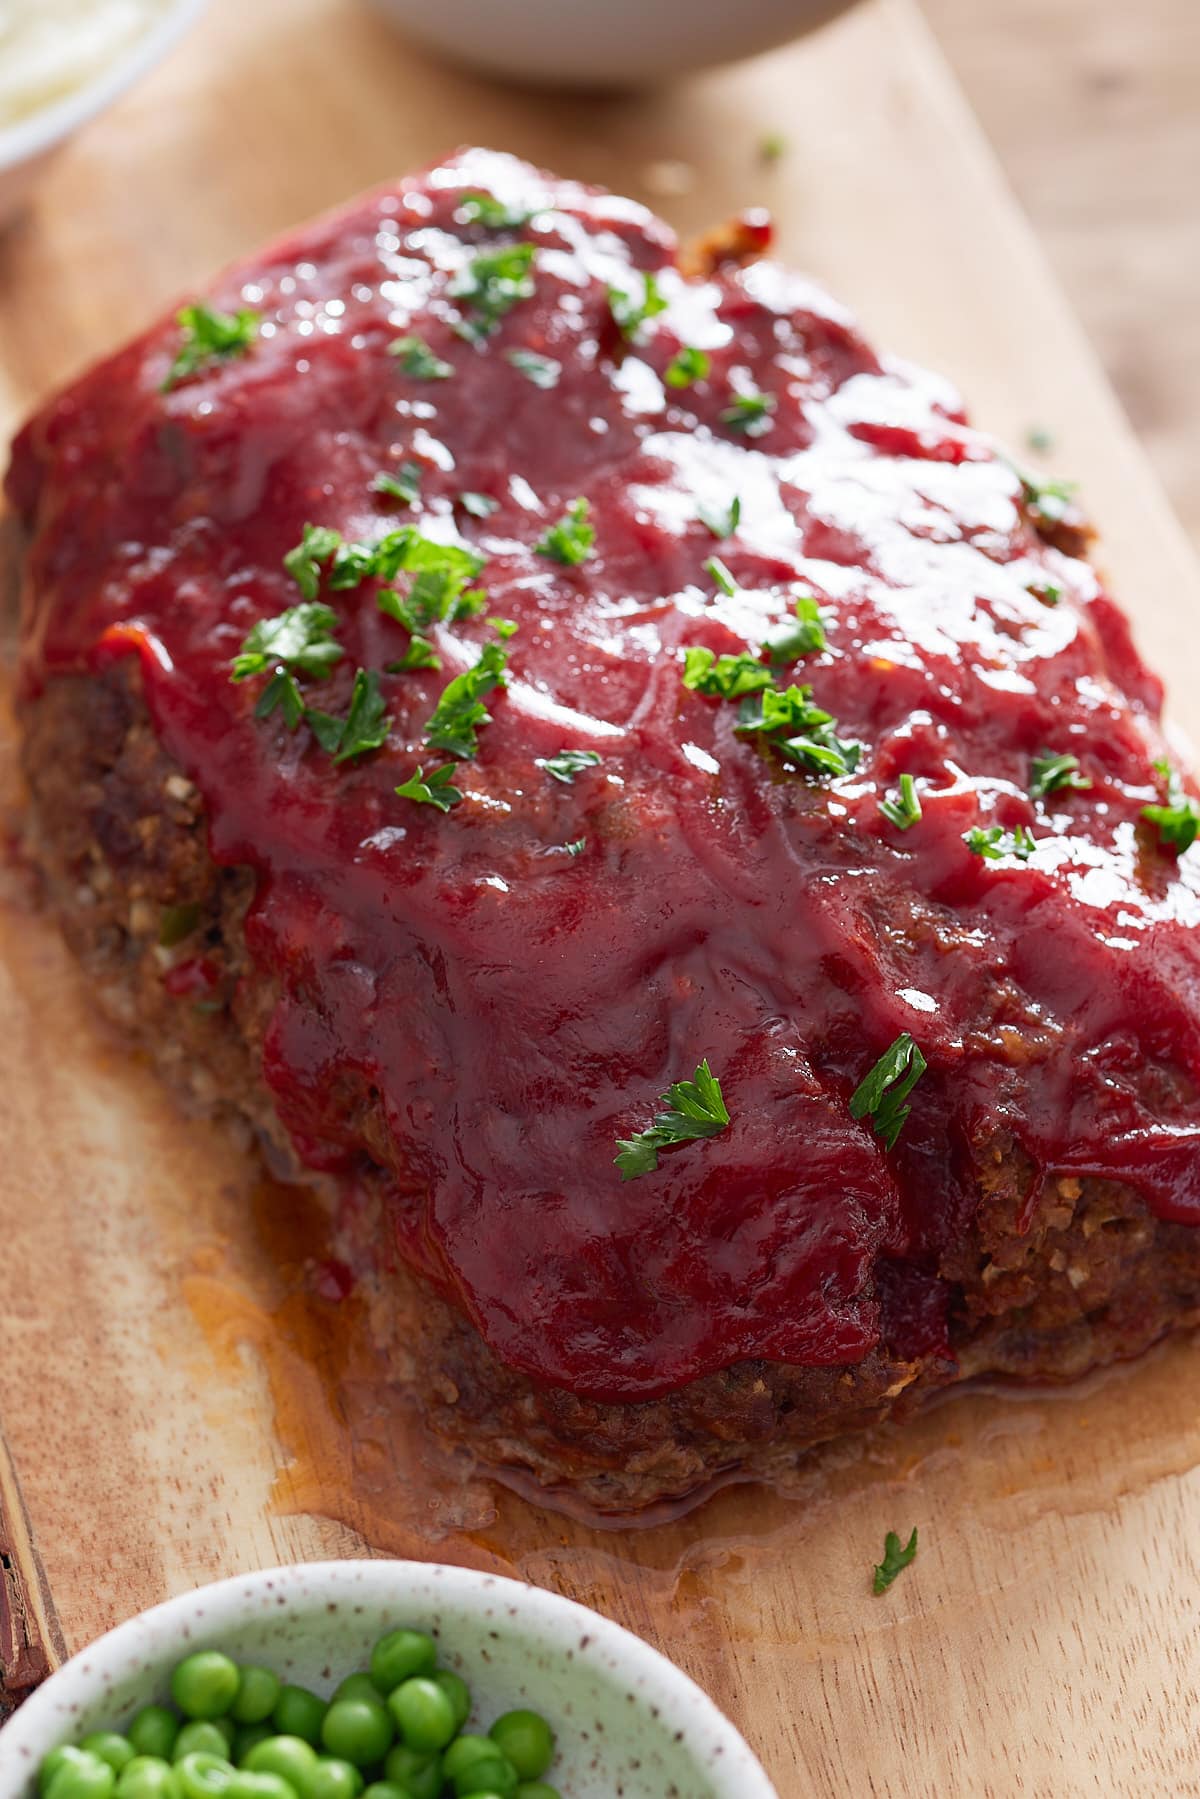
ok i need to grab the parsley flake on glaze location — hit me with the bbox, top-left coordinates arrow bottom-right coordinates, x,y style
614,1060 -> 730,1181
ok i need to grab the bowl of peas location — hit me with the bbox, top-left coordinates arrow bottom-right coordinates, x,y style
0,1561 -> 778,1799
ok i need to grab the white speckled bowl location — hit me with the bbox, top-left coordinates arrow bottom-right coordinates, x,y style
0,0 -> 208,226
0,1561 -> 779,1799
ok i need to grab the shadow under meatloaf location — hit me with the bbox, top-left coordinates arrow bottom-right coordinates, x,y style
20,663 -> 1200,1513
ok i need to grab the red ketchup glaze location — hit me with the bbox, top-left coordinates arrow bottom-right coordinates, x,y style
10,151 -> 1200,1402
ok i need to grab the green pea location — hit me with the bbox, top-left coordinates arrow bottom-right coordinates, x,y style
330,1675 -> 381,1707
361,1786 -> 409,1799
81,1736 -> 136,1775
41,1749 -> 95,1794
231,1669 -> 282,1727
175,1723 -> 234,1762
173,1753 -> 234,1799
224,1775 -> 297,1799
488,1713 -> 554,1782
128,1709 -> 181,1762
116,1757 -> 181,1799
309,1760 -> 363,1799
271,1691 -> 327,1749
441,1739 -> 495,1782
514,1786 -> 560,1799
452,1757 -> 517,1799
46,1752 -> 117,1799
232,1726 -> 273,1764
243,1738 -> 319,1799
381,1746 -> 442,1799
431,1671 -> 471,1732
171,1655 -> 241,1722
385,1679 -> 455,1755
368,1632 -> 436,1697
320,1700 -> 393,1768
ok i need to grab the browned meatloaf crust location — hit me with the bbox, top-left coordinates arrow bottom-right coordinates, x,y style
21,663 -> 1200,1512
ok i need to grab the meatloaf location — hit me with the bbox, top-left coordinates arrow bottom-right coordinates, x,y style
10,149 -> 1200,1513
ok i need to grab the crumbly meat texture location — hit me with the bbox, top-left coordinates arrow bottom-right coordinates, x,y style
20,663 -> 1200,1512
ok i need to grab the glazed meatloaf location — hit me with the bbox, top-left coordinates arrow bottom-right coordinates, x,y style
10,150 -> 1200,1512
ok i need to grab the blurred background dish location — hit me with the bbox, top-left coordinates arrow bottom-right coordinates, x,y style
0,0 -> 207,225
365,0 -> 858,87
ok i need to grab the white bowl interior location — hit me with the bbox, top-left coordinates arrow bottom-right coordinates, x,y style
0,0 -> 207,222
0,1562 -> 778,1799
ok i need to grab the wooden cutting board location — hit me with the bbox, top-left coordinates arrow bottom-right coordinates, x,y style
3,1 -> 1200,1793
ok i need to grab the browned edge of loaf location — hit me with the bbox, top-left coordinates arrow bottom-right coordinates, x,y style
16,662 -> 1200,1514
0,1427 -> 66,1715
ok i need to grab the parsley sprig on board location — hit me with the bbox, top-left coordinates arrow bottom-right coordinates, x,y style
614,1060 -> 730,1181
873,1528 -> 918,1595
849,1033 -> 927,1150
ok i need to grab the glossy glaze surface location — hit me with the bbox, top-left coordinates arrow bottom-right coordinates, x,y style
11,150 -> 1200,1400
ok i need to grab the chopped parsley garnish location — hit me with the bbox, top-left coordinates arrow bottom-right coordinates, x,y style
665,346 -> 710,389
231,602 -> 343,682
965,824 -> 1038,861
1028,580 -> 1062,608
377,535 -> 487,638
608,271 -> 669,341
849,1033 -> 927,1150
388,334 -> 454,380
536,497 -> 594,566
372,463 -> 422,506
303,668 -> 390,763
704,555 -> 738,597
394,763 -> 463,812
162,302 -> 260,391
1018,471 -> 1077,528
734,683 -> 861,779
1025,423 -> 1055,455
488,616 -> 518,639
422,641 -> 509,760
459,492 -> 498,518
720,389 -> 776,437
450,242 -> 537,341
698,496 -> 741,540
458,191 -> 536,230
386,634 -> 440,673
283,524 -> 344,599
614,1059 -> 730,1181
873,1527 -> 918,1595
564,837 -> 586,857
682,647 -> 774,700
763,593 -> 827,664
1030,750 -> 1091,800
282,523 -> 413,598
540,748 -> 602,784
506,348 -> 561,389
759,131 -> 788,164
1142,758 -> 1200,853
256,670 -> 305,728
880,774 -> 922,831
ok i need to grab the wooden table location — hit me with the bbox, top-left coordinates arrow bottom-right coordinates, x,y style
926,0 -> 1200,550
3,2 -> 1200,1794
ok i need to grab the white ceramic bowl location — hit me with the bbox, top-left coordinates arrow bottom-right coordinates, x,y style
365,0 -> 859,88
0,1560 -> 779,1799
0,0 -> 208,226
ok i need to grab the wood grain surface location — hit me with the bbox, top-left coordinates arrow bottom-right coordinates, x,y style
2,3 -> 1200,1795
925,0 -> 1200,550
